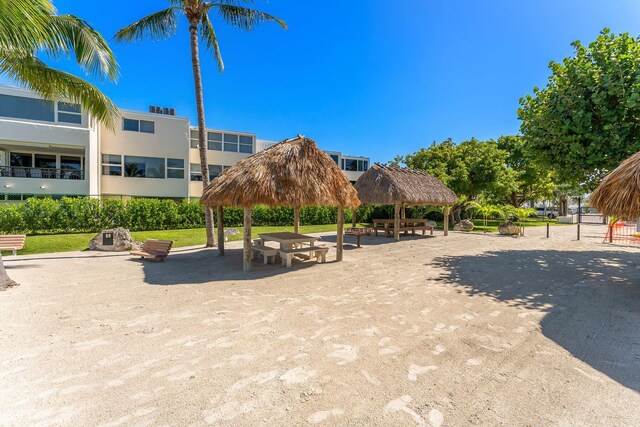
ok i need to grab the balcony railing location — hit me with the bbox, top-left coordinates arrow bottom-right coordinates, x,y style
0,166 -> 84,180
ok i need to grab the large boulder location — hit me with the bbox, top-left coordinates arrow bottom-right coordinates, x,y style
454,219 -> 474,232
223,228 -> 240,242
425,219 -> 437,228
499,220 -> 521,236
89,227 -> 139,252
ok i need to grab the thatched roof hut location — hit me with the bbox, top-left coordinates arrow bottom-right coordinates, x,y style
355,164 -> 457,206
201,135 -> 360,271
201,135 -> 359,209
354,164 -> 457,241
591,151 -> 640,218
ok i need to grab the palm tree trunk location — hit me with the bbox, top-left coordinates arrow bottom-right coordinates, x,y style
189,20 -> 215,247
0,255 -> 18,291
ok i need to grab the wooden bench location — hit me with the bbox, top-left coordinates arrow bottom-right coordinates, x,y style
0,234 -> 26,255
131,239 -> 173,262
344,227 -> 372,248
401,225 -> 434,236
252,244 -> 279,265
279,246 -> 329,268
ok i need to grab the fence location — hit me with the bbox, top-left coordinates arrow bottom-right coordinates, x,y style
603,221 -> 640,245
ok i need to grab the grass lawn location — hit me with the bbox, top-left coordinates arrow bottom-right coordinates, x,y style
5,224 -> 369,256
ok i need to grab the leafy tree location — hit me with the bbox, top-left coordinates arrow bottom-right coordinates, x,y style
0,0 -> 118,290
395,138 -> 516,222
519,28 -> 640,191
496,135 -> 556,207
115,0 -> 286,248
0,0 -> 119,127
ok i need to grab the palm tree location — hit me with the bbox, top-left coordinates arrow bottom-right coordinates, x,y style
0,0 -> 120,128
0,0 -> 119,290
115,1 -> 287,248
468,201 -> 505,233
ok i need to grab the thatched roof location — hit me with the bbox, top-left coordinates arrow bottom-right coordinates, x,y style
590,151 -> 640,218
354,164 -> 457,206
200,135 -> 360,208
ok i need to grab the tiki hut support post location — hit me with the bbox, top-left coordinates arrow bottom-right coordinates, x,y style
394,203 -> 401,241
443,206 -> 450,236
352,208 -> 357,227
217,206 -> 225,256
401,204 -> 406,220
243,207 -> 252,272
337,207 -> 344,261
293,206 -> 300,234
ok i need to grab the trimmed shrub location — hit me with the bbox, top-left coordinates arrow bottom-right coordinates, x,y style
0,204 -> 26,233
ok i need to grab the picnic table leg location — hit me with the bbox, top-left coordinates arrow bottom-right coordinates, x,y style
357,234 -> 361,248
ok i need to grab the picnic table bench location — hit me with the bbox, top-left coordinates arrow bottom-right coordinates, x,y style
344,227 -> 373,248
0,234 -> 26,255
279,246 -> 328,268
252,243 -> 279,264
372,219 -> 435,238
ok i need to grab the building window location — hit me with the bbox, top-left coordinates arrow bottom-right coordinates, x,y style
223,134 -> 238,152
10,153 -> 33,167
101,154 -> 122,176
57,102 -> 82,124
190,163 -> 202,181
167,158 -> 185,179
239,135 -> 253,154
0,94 -> 55,122
34,154 -> 56,169
330,154 -> 339,165
124,156 -> 164,178
190,163 -> 225,181
190,129 -> 199,148
123,118 -> 155,133
208,132 -> 223,151
342,158 -> 369,172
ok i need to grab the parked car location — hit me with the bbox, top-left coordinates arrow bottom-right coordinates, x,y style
536,207 -> 559,219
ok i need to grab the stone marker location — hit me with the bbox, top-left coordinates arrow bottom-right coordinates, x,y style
499,220 -> 521,236
453,219 -> 474,232
89,227 -> 140,252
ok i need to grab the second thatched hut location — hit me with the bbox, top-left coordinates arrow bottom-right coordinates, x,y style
354,164 -> 457,240
591,151 -> 640,219
201,135 -> 360,271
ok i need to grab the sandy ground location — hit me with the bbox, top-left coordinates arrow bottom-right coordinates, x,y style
1,224 -> 639,426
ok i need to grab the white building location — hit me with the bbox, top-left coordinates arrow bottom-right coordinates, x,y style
0,85 -> 370,201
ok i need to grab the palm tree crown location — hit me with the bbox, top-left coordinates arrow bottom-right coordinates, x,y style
0,0 -> 120,128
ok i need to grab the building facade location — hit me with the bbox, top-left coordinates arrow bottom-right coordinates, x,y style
0,85 -> 370,201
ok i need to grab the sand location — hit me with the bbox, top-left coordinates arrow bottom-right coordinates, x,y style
1,224 -> 639,426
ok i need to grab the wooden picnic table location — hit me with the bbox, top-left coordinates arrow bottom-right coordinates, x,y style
372,218 -> 434,238
259,232 -> 317,250
258,232 -> 326,267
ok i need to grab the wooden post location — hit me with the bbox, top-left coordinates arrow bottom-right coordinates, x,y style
243,207 -> 252,272
352,207 -> 357,227
394,203 -> 400,241
337,207 -> 344,261
443,206 -> 450,236
401,204 -> 406,220
217,206 -> 225,256
293,206 -> 300,234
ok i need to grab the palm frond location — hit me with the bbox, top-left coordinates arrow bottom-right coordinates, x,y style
114,7 -> 181,43
211,4 -> 287,31
0,52 -> 119,129
0,0 -> 54,51
43,14 -> 119,81
201,12 -> 224,71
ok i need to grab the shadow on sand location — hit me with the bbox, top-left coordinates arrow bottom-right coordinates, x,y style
432,249 -> 640,392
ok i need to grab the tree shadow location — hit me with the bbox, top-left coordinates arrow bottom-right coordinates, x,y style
137,247 -> 342,285
432,249 -> 640,391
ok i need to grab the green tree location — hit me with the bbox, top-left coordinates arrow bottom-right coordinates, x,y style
0,0 -> 119,290
468,201 -> 506,233
519,28 -> 640,191
115,0 -> 286,248
496,135 -> 556,207
396,138 -> 516,222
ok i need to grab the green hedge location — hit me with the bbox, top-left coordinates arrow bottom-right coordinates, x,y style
0,197 -> 443,235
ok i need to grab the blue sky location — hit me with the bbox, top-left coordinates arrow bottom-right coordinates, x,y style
9,0 -> 640,163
